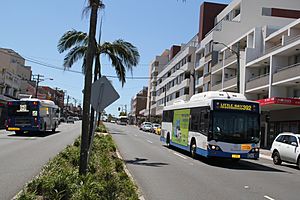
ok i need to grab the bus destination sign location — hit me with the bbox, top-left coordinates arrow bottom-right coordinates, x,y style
213,100 -> 259,112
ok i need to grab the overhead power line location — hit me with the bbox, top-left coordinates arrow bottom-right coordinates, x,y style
0,48 -> 192,80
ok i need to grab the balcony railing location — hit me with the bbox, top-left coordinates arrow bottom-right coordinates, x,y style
211,62 -> 223,73
224,54 -> 236,66
246,73 -> 269,91
273,63 -> 300,83
224,77 -> 237,88
195,77 -> 203,87
212,82 -> 222,91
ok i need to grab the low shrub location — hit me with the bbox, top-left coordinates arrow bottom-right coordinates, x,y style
18,127 -> 138,200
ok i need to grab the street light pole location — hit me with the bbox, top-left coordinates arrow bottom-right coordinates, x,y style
213,41 -> 240,93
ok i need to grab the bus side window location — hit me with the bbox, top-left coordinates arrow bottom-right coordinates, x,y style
190,108 -> 201,132
162,110 -> 174,122
200,110 -> 209,136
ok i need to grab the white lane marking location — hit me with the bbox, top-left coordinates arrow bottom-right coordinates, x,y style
147,140 -> 153,144
264,195 -> 275,200
244,186 -> 249,189
134,134 -> 137,137
174,152 -> 187,160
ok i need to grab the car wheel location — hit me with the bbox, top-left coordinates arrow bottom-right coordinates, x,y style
297,157 -> 300,170
190,140 -> 197,159
273,151 -> 282,165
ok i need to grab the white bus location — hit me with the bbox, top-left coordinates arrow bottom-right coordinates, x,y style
160,91 -> 260,160
6,98 -> 60,134
118,116 -> 128,125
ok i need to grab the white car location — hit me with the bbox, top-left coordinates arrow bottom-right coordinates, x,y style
139,122 -> 152,130
271,132 -> 300,169
142,124 -> 152,132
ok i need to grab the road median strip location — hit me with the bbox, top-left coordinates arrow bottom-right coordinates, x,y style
14,124 -> 140,200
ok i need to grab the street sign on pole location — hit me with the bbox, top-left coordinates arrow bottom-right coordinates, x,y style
90,76 -> 120,112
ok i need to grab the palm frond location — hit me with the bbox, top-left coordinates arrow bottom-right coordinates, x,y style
58,30 -> 88,53
100,40 -> 139,71
63,46 -> 87,69
105,53 -> 126,86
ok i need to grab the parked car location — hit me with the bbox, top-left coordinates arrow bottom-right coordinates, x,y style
66,116 -> 75,124
59,117 -> 66,123
151,123 -> 161,133
155,126 -> 161,135
73,117 -> 79,121
142,124 -> 152,132
271,132 -> 300,169
139,122 -> 152,130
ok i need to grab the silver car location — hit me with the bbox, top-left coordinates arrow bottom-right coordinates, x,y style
271,132 -> 300,169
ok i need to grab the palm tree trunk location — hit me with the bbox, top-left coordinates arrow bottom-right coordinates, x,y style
88,55 -> 99,145
79,0 -> 99,175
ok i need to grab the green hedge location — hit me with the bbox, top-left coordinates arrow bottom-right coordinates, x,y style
18,134 -> 138,200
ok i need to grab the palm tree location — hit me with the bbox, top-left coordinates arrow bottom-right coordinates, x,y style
58,30 -> 139,85
58,29 -> 140,174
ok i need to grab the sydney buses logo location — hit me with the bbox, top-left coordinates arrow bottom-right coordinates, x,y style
17,104 -> 29,112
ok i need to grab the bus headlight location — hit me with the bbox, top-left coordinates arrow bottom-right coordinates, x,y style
208,144 -> 222,151
251,148 -> 259,153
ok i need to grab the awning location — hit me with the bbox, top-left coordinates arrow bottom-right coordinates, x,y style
257,97 -> 300,111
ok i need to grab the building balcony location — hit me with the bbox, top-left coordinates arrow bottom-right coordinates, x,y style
195,77 -> 203,88
223,77 -> 237,88
211,82 -> 222,91
273,63 -> 300,84
224,54 -> 236,67
246,74 -> 269,91
211,62 -> 223,74
195,57 -> 205,70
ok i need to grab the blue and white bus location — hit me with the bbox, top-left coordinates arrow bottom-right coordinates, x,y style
160,91 -> 260,160
6,98 -> 60,135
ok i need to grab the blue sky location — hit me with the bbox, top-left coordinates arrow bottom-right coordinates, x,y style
1,0 -> 230,116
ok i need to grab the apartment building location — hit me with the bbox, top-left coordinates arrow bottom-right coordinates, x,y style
0,48 -> 32,99
146,0 -> 300,147
130,87 -> 148,124
194,0 -> 300,148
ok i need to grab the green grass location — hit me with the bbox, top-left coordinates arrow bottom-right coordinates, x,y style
17,132 -> 139,200
95,124 -> 107,133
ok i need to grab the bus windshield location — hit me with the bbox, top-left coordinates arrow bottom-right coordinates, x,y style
212,111 -> 260,144
7,103 -> 36,117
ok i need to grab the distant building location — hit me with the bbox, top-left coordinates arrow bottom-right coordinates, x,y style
39,86 -> 65,108
130,87 -> 148,124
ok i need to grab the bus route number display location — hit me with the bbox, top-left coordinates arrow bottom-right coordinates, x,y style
213,100 -> 258,112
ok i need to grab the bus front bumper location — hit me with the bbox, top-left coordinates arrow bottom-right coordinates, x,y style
207,150 -> 259,159
6,126 -> 41,132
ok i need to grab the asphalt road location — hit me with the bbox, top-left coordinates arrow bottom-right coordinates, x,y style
0,121 -> 81,200
106,123 -> 300,200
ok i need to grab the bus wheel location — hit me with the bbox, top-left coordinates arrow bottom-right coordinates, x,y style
166,133 -> 170,147
15,131 -> 23,136
190,141 -> 197,159
52,123 -> 56,133
43,123 -> 47,134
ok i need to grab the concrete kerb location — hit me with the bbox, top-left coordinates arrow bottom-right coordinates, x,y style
97,132 -> 146,200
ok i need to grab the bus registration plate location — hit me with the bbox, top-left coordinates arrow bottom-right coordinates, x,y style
241,144 -> 251,151
232,154 -> 240,158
